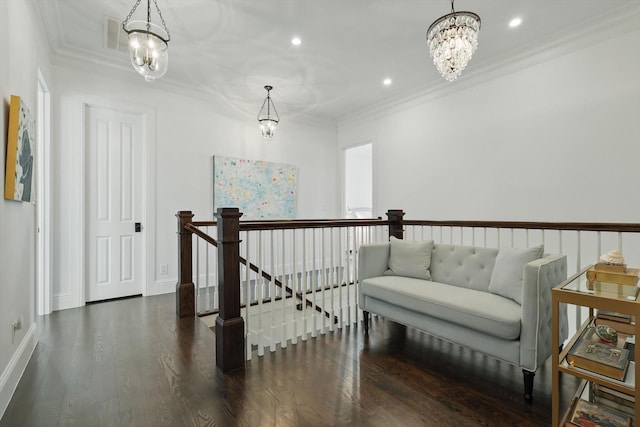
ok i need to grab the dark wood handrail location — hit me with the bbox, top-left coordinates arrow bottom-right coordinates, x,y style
195,218 -> 640,234
192,218 -> 387,230
403,220 -> 640,233
185,222 -> 339,324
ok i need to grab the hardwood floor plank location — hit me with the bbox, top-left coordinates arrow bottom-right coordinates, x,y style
1,294 -> 580,427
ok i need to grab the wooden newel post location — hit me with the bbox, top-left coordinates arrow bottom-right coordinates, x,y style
214,207 -> 245,373
176,211 -> 195,317
387,209 -> 405,240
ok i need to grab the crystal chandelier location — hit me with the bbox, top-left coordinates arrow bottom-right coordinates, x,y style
257,86 -> 280,139
426,0 -> 481,82
122,0 -> 171,81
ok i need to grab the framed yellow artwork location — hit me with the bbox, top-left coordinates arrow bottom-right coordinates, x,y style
5,95 -> 35,202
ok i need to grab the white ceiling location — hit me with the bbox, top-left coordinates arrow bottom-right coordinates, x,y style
35,0 -> 639,123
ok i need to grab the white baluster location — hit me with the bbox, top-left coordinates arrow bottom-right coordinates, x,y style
291,229 -> 298,345
618,231 -> 623,252
559,230 -> 563,255
311,228 -> 318,338
257,230 -> 264,356
338,227 -> 344,329
302,230 -> 308,341
576,231 -> 582,331
281,229 -> 287,348
270,229 -> 276,352
244,231 -> 251,361
195,233 -> 200,314
330,227 -> 335,332
206,229 -> 212,312
321,228 -> 327,335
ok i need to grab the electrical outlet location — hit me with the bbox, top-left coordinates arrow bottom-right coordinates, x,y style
11,316 -> 23,344
160,264 -> 168,275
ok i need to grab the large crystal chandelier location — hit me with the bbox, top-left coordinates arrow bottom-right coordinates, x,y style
426,0 -> 481,82
122,0 -> 171,81
257,86 -> 280,139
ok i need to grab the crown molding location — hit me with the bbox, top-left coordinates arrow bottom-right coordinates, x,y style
338,3 -> 640,128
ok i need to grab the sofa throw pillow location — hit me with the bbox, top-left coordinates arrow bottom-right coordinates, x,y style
383,236 -> 433,280
488,245 -> 544,304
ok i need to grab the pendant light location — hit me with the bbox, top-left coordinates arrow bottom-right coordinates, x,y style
257,86 -> 280,139
122,0 -> 171,81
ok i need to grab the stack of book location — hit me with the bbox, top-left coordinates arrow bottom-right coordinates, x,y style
593,383 -> 635,417
596,310 -> 636,337
587,263 -> 640,286
565,396 -> 632,426
567,326 -> 630,381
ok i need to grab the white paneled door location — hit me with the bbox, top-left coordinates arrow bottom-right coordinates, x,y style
86,106 -> 144,302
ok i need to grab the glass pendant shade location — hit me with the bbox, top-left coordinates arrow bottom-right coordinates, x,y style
427,1 -> 480,82
125,22 -> 169,81
123,0 -> 171,82
257,86 -> 279,139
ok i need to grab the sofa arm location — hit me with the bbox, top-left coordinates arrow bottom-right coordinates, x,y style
519,254 -> 568,371
357,243 -> 390,307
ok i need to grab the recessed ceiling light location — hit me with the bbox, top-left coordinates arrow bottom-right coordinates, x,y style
509,17 -> 522,28
383,78 -> 392,86
291,37 -> 301,46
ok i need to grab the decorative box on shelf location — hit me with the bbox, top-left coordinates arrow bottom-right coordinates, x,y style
587,263 -> 640,287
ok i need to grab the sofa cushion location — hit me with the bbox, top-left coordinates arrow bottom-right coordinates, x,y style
488,245 -> 544,304
430,244 -> 498,291
384,237 -> 433,280
361,276 -> 521,340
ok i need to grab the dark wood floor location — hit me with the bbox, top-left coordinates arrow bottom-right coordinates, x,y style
1,294 -> 579,426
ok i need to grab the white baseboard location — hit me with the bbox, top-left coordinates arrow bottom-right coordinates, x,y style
148,279 -> 177,296
0,322 -> 38,419
53,292 -> 80,311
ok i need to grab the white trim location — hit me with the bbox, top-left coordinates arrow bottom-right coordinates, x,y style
339,5 -> 640,128
36,70 -> 52,316
150,279 -> 177,296
0,323 -> 38,419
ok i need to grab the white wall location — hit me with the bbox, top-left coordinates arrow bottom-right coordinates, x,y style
0,0 -> 50,417
338,21 -> 640,224
51,63 -> 339,309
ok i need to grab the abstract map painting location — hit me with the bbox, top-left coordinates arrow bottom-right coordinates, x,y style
213,156 -> 297,220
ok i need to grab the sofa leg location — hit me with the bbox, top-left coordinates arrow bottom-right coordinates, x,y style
363,311 -> 369,334
522,370 -> 535,405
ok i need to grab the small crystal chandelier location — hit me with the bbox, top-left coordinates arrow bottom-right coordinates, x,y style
257,86 -> 280,139
426,0 -> 481,82
122,0 -> 171,81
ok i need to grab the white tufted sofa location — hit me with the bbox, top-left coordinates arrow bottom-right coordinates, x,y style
358,241 -> 568,404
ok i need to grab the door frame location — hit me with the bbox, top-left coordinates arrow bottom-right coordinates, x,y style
79,98 -> 156,303
341,140 -> 375,218
36,70 -> 52,315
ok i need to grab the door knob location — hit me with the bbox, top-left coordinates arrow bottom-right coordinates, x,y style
135,222 -> 142,232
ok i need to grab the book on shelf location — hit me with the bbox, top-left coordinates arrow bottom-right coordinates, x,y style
593,395 -> 635,417
566,399 -> 632,427
587,266 -> 640,287
595,316 -> 636,336
593,382 -> 635,405
595,263 -> 632,273
625,338 -> 636,362
598,310 -> 634,324
567,327 -> 630,381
